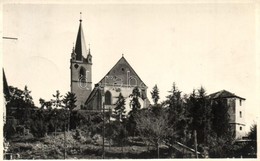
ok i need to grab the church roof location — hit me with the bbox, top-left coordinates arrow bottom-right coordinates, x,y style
208,90 -> 245,100
75,19 -> 88,61
98,56 -> 147,88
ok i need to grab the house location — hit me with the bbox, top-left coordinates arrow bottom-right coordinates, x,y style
208,90 -> 246,139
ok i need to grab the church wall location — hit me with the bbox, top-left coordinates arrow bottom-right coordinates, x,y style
103,85 -> 147,114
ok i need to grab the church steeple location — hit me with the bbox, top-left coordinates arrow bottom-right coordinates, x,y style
75,12 -> 87,61
70,13 -> 92,109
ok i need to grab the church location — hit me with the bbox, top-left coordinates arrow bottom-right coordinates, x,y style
70,17 -> 150,113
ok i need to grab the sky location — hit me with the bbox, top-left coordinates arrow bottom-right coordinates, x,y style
2,1 -> 259,132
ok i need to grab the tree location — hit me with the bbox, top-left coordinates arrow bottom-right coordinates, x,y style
51,90 -> 64,109
248,124 -> 256,140
113,93 -> 126,122
127,87 -> 141,136
151,84 -> 160,105
129,87 -> 141,112
4,117 -> 17,139
6,85 -> 35,126
211,99 -> 231,138
165,83 -> 190,144
30,109 -> 48,138
63,92 -> 77,111
188,87 -> 212,145
135,108 -> 169,158
63,92 -> 77,131
39,98 -> 52,110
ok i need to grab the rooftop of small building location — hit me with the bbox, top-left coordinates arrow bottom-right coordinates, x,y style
208,90 -> 246,100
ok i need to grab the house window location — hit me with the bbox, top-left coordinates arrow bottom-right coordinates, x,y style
105,91 -> 112,105
240,126 -> 242,131
240,111 -> 242,118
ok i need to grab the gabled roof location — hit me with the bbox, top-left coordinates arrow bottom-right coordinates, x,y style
208,90 -> 245,100
75,19 -> 88,61
98,56 -> 147,88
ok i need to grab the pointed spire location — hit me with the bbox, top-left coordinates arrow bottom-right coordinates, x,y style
72,42 -> 75,53
79,12 -> 82,22
75,12 -> 87,61
88,43 -> 91,55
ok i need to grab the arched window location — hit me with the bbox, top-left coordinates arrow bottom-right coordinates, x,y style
105,91 -> 112,105
79,67 -> 86,79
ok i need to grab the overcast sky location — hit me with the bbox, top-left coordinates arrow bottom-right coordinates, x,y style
2,1 -> 259,132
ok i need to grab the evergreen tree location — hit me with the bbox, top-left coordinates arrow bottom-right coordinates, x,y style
63,92 -> 77,111
211,99 -> 230,137
151,84 -> 160,105
129,86 -> 141,113
113,93 -> 126,122
127,87 -> 141,136
188,87 -> 212,145
63,92 -> 77,131
165,83 -> 189,143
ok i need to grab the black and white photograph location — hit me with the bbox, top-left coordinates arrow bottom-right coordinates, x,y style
2,0 -> 259,159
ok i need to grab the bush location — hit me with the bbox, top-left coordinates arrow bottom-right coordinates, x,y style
30,119 -> 47,138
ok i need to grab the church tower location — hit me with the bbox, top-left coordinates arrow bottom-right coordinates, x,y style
70,15 -> 92,109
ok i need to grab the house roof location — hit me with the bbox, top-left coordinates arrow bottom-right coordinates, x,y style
208,90 -> 245,100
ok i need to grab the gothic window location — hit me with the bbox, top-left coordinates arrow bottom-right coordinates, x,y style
79,67 -> 86,79
239,99 -> 242,106
240,126 -> 242,131
105,91 -> 112,105
240,111 -> 242,118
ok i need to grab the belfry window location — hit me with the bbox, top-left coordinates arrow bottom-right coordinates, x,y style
79,67 -> 86,79
105,91 -> 112,105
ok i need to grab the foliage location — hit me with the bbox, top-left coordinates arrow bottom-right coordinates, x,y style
135,107 -> 169,158
30,109 -> 48,138
39,98 -> 52,110
211,99 -> 231,138
4,117 -> 17,139
51,90 -> 64,108
63,92 -> 77,111
129,87 -> 141,113
187,87 -> 212,145
6,86 -> 35,126
127,87 -> 142,136
151,84 -> 160,105
232,124 -> 257,158
63,92 -> 77,130
113,93 -> 126,122
164,83 -> 190,144
248,124 -> 256,140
